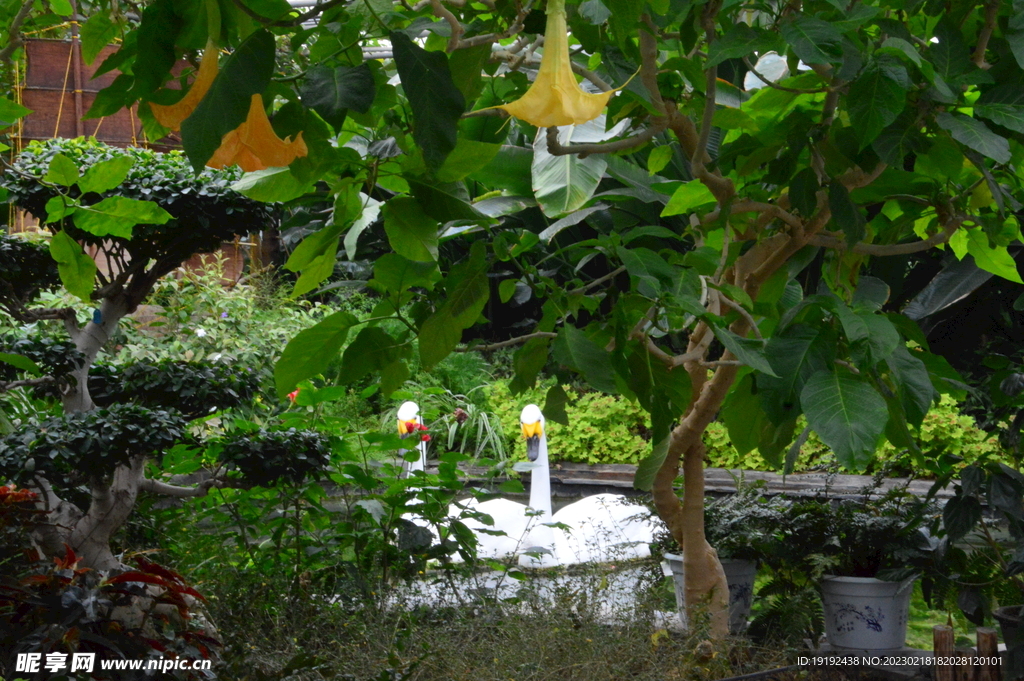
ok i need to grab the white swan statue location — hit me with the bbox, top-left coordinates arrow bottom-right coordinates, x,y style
517,404 -> 662,568
396,401 -> 428,476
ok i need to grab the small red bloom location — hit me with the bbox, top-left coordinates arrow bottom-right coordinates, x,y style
287,389 -> 300,403
421,434 -> 431,442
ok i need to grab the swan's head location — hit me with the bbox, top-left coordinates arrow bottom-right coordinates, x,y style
520,404 -> 544,461
397,401 -> 419,435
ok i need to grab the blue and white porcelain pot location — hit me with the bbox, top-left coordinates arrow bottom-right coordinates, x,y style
662,554 -> 757,634
821,576 -> 912,651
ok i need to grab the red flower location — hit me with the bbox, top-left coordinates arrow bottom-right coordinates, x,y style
421,434 -> 431,442
287,389 -> 300,403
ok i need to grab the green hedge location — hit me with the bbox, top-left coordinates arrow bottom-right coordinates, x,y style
485,383 -> 999,473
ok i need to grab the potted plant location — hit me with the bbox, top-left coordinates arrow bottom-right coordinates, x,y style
658,479 -> 784,634
769,485 -> 937,651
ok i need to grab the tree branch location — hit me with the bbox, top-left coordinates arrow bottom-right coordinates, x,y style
430,0 -> 464,52
0,376 -> 56,393
139,475 -> 240,498
717,295 -> 761,339
809,220 -> 961,256
463,332 -> 557,352
544,119 -> 667,158
567,266 -> 626,295
0,0 -> 35,64
972,0 -> 999,68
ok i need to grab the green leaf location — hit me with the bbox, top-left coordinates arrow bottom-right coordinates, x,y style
44,196 -> 73,223
779,16 -> 843,65
408,180 -> 489,222
886,345 -> 935,428
383,197 -> 439,262
617,246 -> 676,298
788,168 -> 819,216
634,434 -> 669,491
647,146 -> 673,175
510,336 -> 551,394
339,327 -> 406,384
722,374 -> 766,456
418,242 -> 489,368
828,180 -> 865,246
966,229 -> 1023,283
936,112 -> 1010,164
800,370 -> 888,470
49,0 -> 73,15
706,24 -> 779,67
77,156 -> 134,194
372,253 -> 440,294
0,96 -> 32,127
1008,31 -> 1024,69
274,311 -> 360,397
390,32 -> 465,170
499,279 -> 517,303
49,230 -> 97,303
860,313 -> 900,362
300,63 -> 376,128
759,324 -> 836,424
435,139 -> 501,183
132,0 -> 181,97
181,29 -> 276,171
975,88 -> 1024,135
532,128 -> 607,217
44,154 -> 79,187
80,14 -> 119,65
847,63 -> 906,148
943,493 -> 983,542
660,180 -> 716,217
231,167 -> 314,202
286,222 -> 346,273
0,353 -> 43,376
712,327 -> 779,377
872,111 -> 928,166
73,196 -> 171,238
543,384 -> 570,426
291,237 -> 339,298
552,325 -> 619,394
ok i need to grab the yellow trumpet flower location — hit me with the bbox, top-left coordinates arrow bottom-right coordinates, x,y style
487,0 -> 619,127
149,39 -> 220,131
207,94 -> 308,172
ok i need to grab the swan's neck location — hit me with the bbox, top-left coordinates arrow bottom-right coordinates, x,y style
527,434 -> 552,519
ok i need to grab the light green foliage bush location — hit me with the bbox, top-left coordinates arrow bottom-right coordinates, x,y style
486,383 -> 999,473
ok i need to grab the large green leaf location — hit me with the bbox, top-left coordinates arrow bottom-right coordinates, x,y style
759,324 -> 836,423
291,237 -> 339,298
828,181 -> 865,246
0,353 -> 43,376
274,311 -> 359,397
0,96 -> 31,127
44,154 -> 79,187
435,139 -> 501,183
975,85 -> 1024,135
847,64 -> 906,148
721,373 -> 765,456
300,63 -> 376,129
800,370 -> 887,470
552,325 -> 619,394
49,230 -> 97,303
383,197 -> 440,262
706,24 -> 781,67
966,229 -> 1023,283
886,345 -> 935,428
418,242 -> 489,368
779,16 -> 843,64
80,14 -> 119,65
712,327 -> 779,377
73,197 -> 171,238
509,336 -> 551,394
660,180 -> 716,217
372,253 -> 440,294
78,156 -> 134,194
936,112 -> 1010,164
408,180 -> 489,222
132,0 -> 181,97
532,128 -> 607,217
390,32 -> 465,170
181,30 -> 276,171
339,327 -> 406,384
232,167 -> 315,203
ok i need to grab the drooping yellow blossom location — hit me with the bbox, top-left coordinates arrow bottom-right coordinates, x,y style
149,39 -> 220,131
487,0 -> 619,127
207,94 -> 308,171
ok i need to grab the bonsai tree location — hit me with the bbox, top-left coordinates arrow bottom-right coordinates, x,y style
0,138 -> 330,572
7,0 -> 1024,638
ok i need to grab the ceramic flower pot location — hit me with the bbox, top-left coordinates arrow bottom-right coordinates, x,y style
994,604 -> 1023,645
662,553 -> 757,634
820,576 -> 912,651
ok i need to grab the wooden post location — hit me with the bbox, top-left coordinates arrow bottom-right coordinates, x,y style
977,627 -> 1001,681
935,625 -> 955,681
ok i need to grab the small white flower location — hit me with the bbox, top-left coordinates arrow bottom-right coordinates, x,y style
195,328 -> 207,337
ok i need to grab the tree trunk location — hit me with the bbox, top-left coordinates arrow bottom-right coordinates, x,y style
62,295 -> 129,413
69,456 -> 145,571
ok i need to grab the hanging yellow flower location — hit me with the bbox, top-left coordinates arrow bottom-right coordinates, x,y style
207,94 -> 308,171
149,39 -> 220,131
486,0 -> 619,127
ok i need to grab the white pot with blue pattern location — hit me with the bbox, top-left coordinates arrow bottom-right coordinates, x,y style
821,576 -> 913,651
662,553 -> 757,634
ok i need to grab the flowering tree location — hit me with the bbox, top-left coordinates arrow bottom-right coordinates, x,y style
4,0 -> 1024,636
